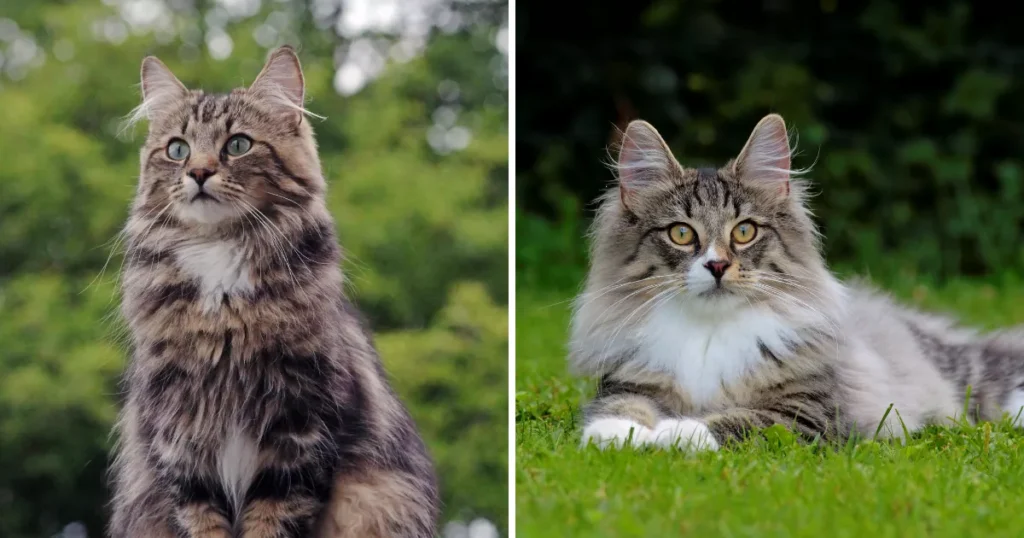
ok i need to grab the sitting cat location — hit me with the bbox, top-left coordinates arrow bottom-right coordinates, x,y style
109,47 -> 439,537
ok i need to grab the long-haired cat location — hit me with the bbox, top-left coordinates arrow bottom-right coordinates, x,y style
109,46 -> 439,537
571,113 -> 1024,451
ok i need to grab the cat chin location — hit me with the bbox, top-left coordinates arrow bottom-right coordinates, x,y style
694,286 -> 738,300
174,199 -> 242,226
681,288 -> 750,316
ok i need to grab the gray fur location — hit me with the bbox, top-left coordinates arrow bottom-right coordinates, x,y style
572,114 -> 1024,450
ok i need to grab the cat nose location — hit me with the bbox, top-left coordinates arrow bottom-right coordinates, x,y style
704,260 -> 731,281
187,167 -> 216,186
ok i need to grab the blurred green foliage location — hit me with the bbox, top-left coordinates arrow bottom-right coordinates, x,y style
517,0 -> 1024,287
0,0 -> 508,536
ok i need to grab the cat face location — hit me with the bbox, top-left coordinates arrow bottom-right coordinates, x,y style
591,114 -> 826,311
132,47 -> 323,227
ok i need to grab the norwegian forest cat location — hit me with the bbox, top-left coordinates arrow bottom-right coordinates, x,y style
571,113 -> 1024,451
109,47 -> 439,537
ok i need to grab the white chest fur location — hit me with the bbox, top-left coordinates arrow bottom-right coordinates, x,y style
635,297 -> 800,408
217,426 -> 260,510
174,240 -> 253,312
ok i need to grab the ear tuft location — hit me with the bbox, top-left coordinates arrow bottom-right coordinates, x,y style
733,113 -> 792,197
616,120 -> 677,208
249,45 -> 305,119
138,56 -> 188,119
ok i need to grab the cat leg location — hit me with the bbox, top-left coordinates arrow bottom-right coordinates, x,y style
108,481 -> 178,538
174,501 -> 234,538
163,469 -> 233,538
649,418 -> 720,451
580,392 -> 662,449
1000,387 -> 1024,426
316,468 -> 438,538
237,464 -> 329,538
236,414 -> 336,537
108,414 -> 178,538
662,392 -> 841,452
316,419 -> 439,538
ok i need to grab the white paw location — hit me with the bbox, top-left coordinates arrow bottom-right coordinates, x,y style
581,417 -> 653,449
650,418 -> 719,452
1003,389 -> 1024,427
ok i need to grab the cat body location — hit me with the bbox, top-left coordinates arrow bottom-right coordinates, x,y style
572,114 -> 1024,451
109,47 -> 439,537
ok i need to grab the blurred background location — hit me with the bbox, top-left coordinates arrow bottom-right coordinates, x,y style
0,0 -> 507,536
517,0 -> 1024,293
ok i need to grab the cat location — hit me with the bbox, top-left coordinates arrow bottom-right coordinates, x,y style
108,46 -> 439,537
570,113 -> 1024,452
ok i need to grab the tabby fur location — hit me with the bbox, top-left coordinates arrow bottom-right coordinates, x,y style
572,114 -> 1024,451
108,46 -> 439,538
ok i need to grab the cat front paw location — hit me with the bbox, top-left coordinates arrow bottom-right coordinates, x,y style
650,418 -> 719,452
580,417 -> 654,449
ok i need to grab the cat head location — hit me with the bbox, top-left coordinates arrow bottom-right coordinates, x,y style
129,46 -> 324,227
572,114 -> 842,363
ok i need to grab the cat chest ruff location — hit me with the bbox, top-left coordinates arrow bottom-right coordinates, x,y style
636,300 -> 801,405
174,240 -> 254,312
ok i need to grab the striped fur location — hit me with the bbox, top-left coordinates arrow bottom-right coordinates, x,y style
573,114 -> 1024,452
108,47 -> 439,537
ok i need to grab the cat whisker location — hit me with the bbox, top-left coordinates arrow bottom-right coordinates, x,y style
264,191 -> 304,208
565,274 -> 678,311
263,191 -> 323,239
599,283 -> 683,363
543,272 -> 641,310
744,281 -> 835,326
576,279 -> 681,365
125,202 -> 174,270
238,200 -> 320,307
238,200 -> 302,292
240,198 -> 326,268
588,279 -> 681,330
84,228 -> 132,295
237,209 -> 267,285
748,281 -> 839,323
743,282 -> 841,358
88,201 -> 169,297
742,288 -> 838,349
743,271 -> 836,307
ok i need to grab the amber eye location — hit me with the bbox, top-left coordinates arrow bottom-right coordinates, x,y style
668,224 -> 696,246
732,221 -> 758,244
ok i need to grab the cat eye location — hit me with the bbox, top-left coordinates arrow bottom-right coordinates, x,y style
224,135 -> 252,156
166,139 -> 190,161
732,221 -> 758,244
668,223 -> 696,246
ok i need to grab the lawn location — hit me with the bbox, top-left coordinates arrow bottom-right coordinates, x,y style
516,276 -> 1024,537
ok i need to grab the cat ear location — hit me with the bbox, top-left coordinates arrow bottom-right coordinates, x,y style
140,56 -> 188,118
733,114 -> 792,197
616,120 -> 677,209
249,45 -> 305,122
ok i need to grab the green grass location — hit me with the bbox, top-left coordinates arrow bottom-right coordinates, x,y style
516,277 -> 1024,537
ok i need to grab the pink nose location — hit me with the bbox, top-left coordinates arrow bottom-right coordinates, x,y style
188,167 -> 216,186
704,260 -> 731,280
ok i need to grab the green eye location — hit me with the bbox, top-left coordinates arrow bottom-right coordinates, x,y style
225,134 -> 252,156
167,139 -> 190,161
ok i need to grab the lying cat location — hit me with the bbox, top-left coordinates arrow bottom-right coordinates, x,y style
570,113 -> 1024,451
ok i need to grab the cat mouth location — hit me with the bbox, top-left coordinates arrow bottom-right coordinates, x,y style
699,286 -> 732,298
190,191 -> 219,203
